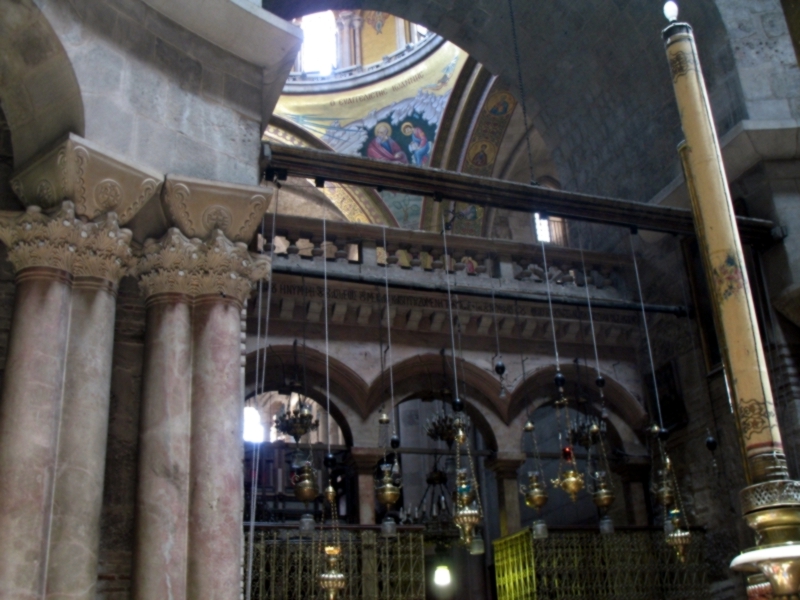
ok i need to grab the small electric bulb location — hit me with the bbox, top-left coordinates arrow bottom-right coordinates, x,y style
434,565 -> 451,586
663,1 -> 679,22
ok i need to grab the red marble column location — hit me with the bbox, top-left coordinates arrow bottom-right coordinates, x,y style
187,296 -> 244,600
132,294 -> 193,600
0,267 -> 73,600
46,278 -> 119,600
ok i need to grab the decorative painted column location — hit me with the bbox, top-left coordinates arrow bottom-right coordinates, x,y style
46,214 -> 133,600
662,10 -> 800,593
486,454 -> 525,537
133,176 -> 269,598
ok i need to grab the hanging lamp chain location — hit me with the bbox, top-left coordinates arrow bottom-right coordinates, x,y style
506,0 -> 537,185
629,231 -> 665,429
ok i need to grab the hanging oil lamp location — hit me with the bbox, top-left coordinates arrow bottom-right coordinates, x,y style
318,545 -> 346,600
521,471 -> 548,512
551,373 -> 585,501
293,462 -> 319,504
453,469 -> 481,545
592,471 -> 615,514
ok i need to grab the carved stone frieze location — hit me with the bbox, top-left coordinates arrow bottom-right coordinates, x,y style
9,133 -> 162,225
161,175 -> 271,243
0,201 -> 134,282
135,228 -> 270,304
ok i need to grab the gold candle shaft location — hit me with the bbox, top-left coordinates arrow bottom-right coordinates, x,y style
663,23 -> 784,484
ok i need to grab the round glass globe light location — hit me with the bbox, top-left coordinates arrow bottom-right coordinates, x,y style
663,1 -> 679,22
434,565 -> 451,587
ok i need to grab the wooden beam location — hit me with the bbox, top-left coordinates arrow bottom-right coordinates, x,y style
262,143 -> 777,245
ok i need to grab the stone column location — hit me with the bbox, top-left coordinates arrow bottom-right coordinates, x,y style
132,228 -> 268,600
336,12 -> 354,68
0,203 -> 132,600
187,231 -> 265,600
350,447 -> 384,525
46,214 -> 133,600
486,454 -> 526,537
131,272 -> 193,600
0,206 -> 74,600
352,12 -> 363,67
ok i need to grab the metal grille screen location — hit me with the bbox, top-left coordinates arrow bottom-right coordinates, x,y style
494,529 -> 708,600
246,529 -> 425,600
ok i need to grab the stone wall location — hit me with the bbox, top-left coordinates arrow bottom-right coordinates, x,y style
34,0 -> 271,186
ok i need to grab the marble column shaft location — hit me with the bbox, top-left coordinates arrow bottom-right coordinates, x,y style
187,296 -> 244,600
0,203 -> 132,600
0,267 -> 73,600
132,295 -> 193,600
46,278 -> 120,600
132,228 -> 268,600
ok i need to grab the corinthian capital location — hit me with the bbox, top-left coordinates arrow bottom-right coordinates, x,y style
0,202 -> 134,282
135,228 -> 270,304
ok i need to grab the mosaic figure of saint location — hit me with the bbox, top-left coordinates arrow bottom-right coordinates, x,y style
402,122 -> 431,166
367,122 -> 409,163
471,143 -> 489,167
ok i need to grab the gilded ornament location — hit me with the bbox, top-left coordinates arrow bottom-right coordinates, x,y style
552,469 -> 585,502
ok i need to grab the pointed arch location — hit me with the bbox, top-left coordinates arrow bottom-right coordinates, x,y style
508,363 -> 649,436
365,352 -> 506,423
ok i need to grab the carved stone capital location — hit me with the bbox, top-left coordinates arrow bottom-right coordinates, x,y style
135,228 -> 270,304
0,202 -> 134,282
161,175 -> 271,243
10,133 -> 162,225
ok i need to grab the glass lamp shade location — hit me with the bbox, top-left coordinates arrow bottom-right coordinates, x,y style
599,515 -> 615,535
299,513 -> 315,535
663,1 -> 679,22
381,516 -> 397,538
469,535 -> 485,555
434,565 -> 451,587
532,519 -> 549,540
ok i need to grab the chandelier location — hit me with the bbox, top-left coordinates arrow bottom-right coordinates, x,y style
274,394 -> 319,443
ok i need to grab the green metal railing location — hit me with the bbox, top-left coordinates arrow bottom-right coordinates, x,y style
245,526 -> 425,600
494,528 -> 708,600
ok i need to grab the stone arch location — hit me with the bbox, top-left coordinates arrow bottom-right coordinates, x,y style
364,352 -> 505,451
508,362 -> 648,452
365,352 -> 507,421
262,0 -> 744,201
0,0 -> 84,167
245,343 -> 369,418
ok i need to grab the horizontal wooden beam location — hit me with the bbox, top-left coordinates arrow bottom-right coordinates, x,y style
262,143 -> 778,245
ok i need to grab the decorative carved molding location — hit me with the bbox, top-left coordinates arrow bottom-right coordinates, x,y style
0,202 -> 134,282
161,175 -> 271,243
9,133 -> 162,225
135,227 -> 270,304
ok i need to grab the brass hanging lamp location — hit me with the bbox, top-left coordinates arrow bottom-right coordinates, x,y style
630,229 -> 692,561
439,211 -> 484,547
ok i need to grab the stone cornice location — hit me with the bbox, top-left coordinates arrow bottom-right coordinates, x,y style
162,175 -> 272,244
0,202 -> 134,282
135,228 -> 270,304
9,133 -> 162,225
